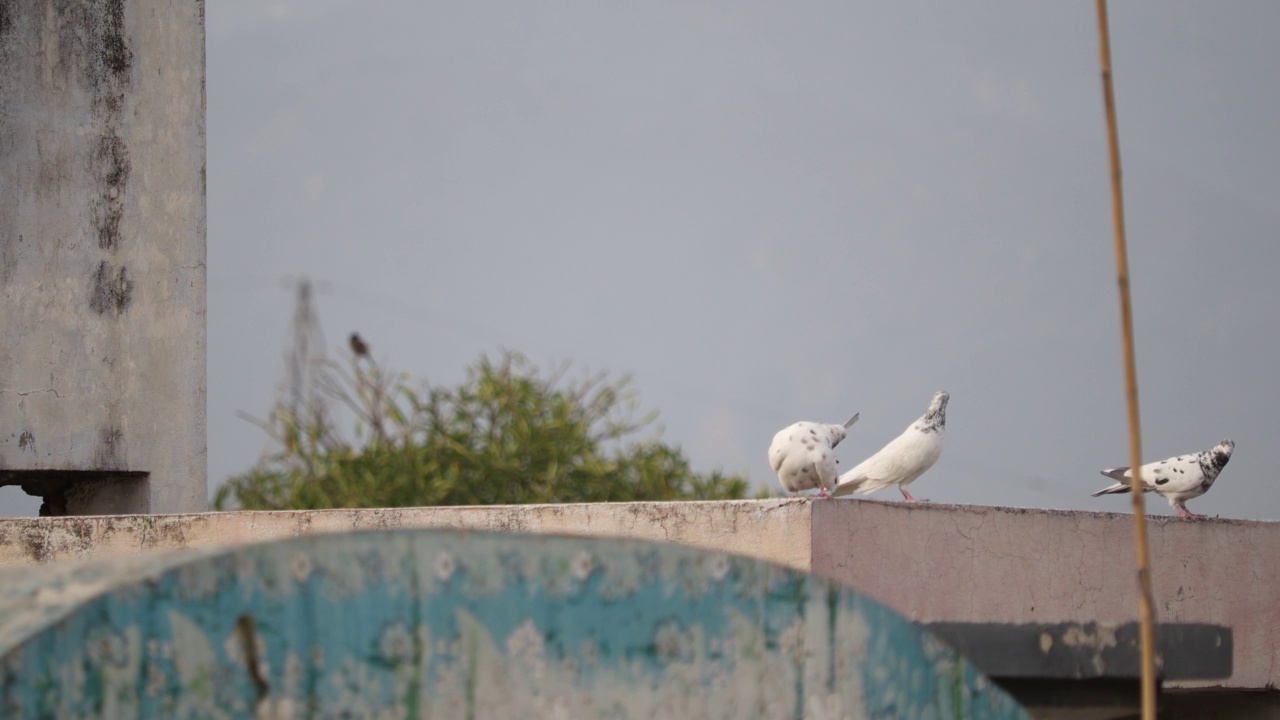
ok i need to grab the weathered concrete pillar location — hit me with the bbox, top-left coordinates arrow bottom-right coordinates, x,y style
0,0 -> 206,514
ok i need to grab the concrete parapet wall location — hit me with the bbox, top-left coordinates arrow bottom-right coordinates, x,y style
0,499 -> 812,570
0,499 -> 1275,691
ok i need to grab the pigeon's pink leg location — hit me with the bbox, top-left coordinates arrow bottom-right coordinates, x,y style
900,487 -> 929,502
1174,505 -> 1202,519
815,488 -> 833,500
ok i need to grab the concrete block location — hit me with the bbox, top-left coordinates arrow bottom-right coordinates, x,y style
0,0 -> 207,514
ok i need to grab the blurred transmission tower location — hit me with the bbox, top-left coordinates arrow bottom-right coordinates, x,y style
273,277 -> 332,453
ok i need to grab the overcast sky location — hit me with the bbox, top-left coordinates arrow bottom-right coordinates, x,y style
4,1 -> 1278,519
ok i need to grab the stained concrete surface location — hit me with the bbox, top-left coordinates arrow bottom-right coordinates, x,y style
0,0 -> 207,513
0,498 -> 813,570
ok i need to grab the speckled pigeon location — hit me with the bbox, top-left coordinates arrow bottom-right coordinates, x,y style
768,413 -> 859,499
1092,439 -> 1234,519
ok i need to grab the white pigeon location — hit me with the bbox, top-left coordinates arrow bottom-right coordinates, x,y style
832,391 -> 948,502
1091,439 -> 1234,519
768,413 -> 860,499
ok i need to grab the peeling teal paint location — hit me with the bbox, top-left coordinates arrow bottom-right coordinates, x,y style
0,531 -> 1031,719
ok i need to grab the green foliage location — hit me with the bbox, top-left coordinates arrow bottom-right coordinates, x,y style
215,350 -> 751,510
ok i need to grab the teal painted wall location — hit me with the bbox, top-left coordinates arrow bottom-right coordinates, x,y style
0,530 -> 1029,719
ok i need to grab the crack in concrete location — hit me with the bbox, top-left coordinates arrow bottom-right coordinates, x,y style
2,388 -> 64,398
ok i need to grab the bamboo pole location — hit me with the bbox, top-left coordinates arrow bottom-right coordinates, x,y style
1094,2 -> 1158,718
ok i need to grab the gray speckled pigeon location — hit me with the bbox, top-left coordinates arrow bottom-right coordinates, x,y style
1092,439 -> 1234,518
768,413 -> 859,499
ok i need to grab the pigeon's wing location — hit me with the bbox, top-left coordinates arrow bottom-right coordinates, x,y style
814,446 -> 840,493
850,469 -> 900,495
850,433 -> 935,495
860,425 -> 942,491
1095,453 -> 1200,495
1144,453 -> 1207,495
833,430 -> 912,496
769,437 -> 805,493
768,448 -> 784,474
767,427 -> 795,474
890,434 -> 944,490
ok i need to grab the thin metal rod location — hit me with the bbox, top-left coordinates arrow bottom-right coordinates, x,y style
1095,2 -> 1158,718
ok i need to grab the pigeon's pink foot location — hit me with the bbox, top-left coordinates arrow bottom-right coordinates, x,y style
1175,508 -> 1203,519
815,488 -> 833,500
901,488 -> 929,503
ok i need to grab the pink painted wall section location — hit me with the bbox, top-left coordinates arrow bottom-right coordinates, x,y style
810,500 -> 1280,690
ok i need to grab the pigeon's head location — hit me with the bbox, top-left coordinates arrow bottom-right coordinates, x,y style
1211,438 -> 1235,467
920,391 -> 949,432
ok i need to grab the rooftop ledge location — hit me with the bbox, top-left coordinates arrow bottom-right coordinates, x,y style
0,499 -> 1277,695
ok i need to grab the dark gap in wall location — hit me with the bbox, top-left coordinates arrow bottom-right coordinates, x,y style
0,470 -> 149,516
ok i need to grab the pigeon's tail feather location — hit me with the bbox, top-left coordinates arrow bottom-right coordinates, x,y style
831,478 -> 858,497
1091,482 -> 1131,497
832,469 -> 866,497
852,477 -> 894,495
843,413 -> 860,429
1100,466 -> 1130,482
